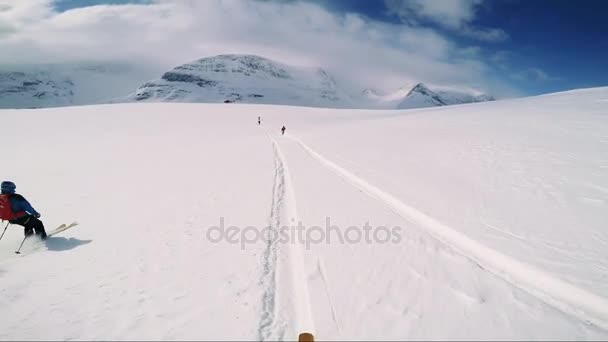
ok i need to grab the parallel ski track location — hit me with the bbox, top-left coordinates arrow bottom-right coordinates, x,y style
291,135 -> 608,332
258,133 -> 314,341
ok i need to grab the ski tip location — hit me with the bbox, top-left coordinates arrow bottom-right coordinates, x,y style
299,333 -> 315,342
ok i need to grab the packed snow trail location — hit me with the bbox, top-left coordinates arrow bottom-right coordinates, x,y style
257,137 -> 284,340
290,134 -> 608,331
258,133 -> 314,341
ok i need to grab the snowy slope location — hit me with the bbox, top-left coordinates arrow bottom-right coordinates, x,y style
126,54 -> 351,108
0,87 -> 607,340
0,64 -> 157,109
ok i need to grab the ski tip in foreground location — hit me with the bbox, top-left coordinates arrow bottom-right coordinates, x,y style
299,332 -> 314,342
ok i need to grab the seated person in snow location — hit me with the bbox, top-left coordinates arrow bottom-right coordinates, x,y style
0,181 -> 47,239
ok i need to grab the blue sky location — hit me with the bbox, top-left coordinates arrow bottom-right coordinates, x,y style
4,0 -> 606,96
305,0 -> 608,95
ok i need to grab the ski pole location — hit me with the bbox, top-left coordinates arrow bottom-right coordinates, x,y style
0,222 -> 9,241
15,235 -> 28,254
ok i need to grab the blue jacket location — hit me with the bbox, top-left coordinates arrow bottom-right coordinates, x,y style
8,194 -> 40,217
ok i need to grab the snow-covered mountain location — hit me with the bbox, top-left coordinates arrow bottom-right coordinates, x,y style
431,85 -> 495,105
127,55 -> 495,110
362,83 -> 495,109
126,54 -> 351,108
0,70 -> 75,109
0,55 -> 495,110
0,64 -> 157,109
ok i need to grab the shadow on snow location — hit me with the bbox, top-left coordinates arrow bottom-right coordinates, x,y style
44,236 -> 92,252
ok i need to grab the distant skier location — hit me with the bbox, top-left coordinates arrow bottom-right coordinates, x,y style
0,181 -> 47,239
281,126 -> 286,135
258,116 -> 262,125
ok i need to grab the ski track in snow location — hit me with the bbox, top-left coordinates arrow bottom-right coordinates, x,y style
257,136 -> 285,341
290,135 -> 608,332
315,256 -> 342,336
258,133 -> 314,341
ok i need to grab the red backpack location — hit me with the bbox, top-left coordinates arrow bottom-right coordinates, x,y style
0,194 -> 21,221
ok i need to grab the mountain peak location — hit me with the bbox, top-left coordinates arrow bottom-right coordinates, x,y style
407,83 -> 433,96
399,83 -> 446,108
200,54 -> 270,62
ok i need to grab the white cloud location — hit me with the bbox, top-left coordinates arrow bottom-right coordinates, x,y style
386,0 -> 479,28
398,27 -> 452,58
460,26 -> 508,42
0,0 -> 53,36
488,51 -> 511,72
0,0 -> 515,95
385,0 -> 508,42
511,67 -> 561,82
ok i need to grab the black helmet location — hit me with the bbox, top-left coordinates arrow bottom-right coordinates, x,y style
1,181 -> 16,194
